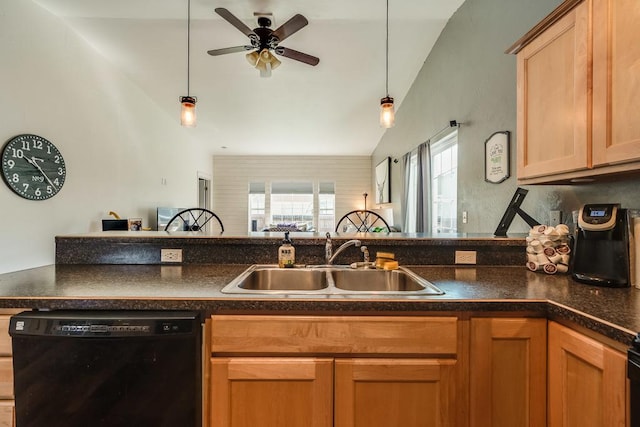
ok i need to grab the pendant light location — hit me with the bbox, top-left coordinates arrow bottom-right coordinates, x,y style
380,0 -> 394,128
180,0 -> 197,127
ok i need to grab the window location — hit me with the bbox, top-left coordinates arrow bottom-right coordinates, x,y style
248,182 -> 266,232
317,182 -> 335,233
401,130 -> 458,234
404,152 -> 419,233
430,131 -> 458,233
247,181 -> 335,232
271,182 -> 314,225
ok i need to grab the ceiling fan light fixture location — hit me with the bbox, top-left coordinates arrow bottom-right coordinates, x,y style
246,51 -> 260,66
380,96 -> 395,128
249,49 -> 281,77
180,96 -> 197,127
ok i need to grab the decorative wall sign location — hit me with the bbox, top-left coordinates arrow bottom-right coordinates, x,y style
484,131 -> 510,184
375,157 -> 391,204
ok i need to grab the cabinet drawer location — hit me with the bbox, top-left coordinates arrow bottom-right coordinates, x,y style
211,315 -> 458,356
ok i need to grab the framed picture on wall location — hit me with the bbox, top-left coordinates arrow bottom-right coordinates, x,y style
484,131 -> 510,184
375,157 -> 391,204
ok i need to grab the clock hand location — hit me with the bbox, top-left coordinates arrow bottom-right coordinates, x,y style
28,156 -> 57,189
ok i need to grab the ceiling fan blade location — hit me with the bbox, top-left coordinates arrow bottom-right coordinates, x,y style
214,8 -> 256,38
271,14 -> 308,43
276,47 -> 320,66
207,46 -> 253,56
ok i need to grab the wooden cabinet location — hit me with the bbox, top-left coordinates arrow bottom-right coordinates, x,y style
515,1 -> 589,181
0,311 -> 17,427
210,357 -> 333,427
592,0 -> 640,167
512,0 -> 640,183
335,358 -> 457,427
209,315 -> 463,427
469,318 -> 547,427
548,321 -> 627,427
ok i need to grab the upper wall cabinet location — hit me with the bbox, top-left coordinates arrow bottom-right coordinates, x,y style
509,0 -> 640,184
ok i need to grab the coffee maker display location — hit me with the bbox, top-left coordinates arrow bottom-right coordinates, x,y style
571,203 -> 630,287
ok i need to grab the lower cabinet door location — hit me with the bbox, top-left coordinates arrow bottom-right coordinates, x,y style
334,358 -> 457,427
548,321 -> 627,427
210,357 -> 333,427
469,318 -> 547,427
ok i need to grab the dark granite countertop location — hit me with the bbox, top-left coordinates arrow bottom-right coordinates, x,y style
0,263 -> 638,347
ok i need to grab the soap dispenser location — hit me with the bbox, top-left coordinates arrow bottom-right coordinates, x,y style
278,231 -> 295,268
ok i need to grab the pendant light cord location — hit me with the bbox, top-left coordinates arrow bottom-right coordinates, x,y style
385,0 -> 389,96
187,0 -> 191,96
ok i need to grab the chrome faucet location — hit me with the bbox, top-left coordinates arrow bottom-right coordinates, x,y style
325,232 -> 333,264
327,237 -> 362,265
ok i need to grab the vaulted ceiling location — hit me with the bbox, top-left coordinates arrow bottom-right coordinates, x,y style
33,0 -> 464,155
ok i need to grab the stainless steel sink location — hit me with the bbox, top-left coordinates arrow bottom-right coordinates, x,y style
331,268 -> 431,292
233,267 -> 329,292
221,265 -> 444,295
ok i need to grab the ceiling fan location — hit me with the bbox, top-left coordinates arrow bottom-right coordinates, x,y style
207,8 -> 320,77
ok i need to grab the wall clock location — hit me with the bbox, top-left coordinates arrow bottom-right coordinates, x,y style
1,134 -> 66,200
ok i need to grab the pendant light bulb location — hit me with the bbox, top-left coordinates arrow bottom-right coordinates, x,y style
380,96 -> 395,128
180,96 -> 197,127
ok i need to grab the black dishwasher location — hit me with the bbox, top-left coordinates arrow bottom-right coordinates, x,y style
9,310 -> 201,427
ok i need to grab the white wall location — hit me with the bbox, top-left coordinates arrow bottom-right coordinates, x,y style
0,2 -> 212,273
212,156 -> 372,234
373,0 -> 563,233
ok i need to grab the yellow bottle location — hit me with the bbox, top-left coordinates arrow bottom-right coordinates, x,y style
278,232 -> 295,268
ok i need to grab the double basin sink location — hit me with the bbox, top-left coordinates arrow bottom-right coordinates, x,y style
221,264 -> 444,295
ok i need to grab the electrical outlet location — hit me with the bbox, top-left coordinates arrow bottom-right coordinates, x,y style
549,210 -> 562,226
455,250 -> 477,265
161,249 -> 182,263
462,211 -> 468,224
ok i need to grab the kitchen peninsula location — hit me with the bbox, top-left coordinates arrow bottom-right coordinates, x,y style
0,232 -> 637,426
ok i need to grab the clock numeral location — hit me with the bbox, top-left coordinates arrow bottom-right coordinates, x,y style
53,178 -> 60,186
58,168 -> 64,175
46,145 -> 51,155
6,160 -> 15,169
11,173 -> 19,183
46,186 -> 53,194
10,148 -> 24,159
33,140 -> 43,150
22,183 -> 29,192
20,141 -> 31,151
34,187 -> 42,197
54,155 -> 61,164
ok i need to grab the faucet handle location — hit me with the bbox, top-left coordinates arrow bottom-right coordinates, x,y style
361,246 -> 370,264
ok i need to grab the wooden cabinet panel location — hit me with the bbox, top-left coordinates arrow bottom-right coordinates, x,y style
211,315 -> 457,356
0,360 -> 12,401
335,358 -> 457,427
210,357 -> 333,427
0,318 -> 12,357
0,401 -> 14,427
469,318 -> 547,427
516,2 -> 589,180
548,321 -> 626,427
592,0 -> 640,166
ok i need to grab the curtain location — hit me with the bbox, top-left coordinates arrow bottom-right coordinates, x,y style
416,142 -> 431,233
401,142 -> 431,233
401,152 -> 412,230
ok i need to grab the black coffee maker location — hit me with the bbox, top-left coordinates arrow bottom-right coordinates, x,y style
571,203 -> 630,287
